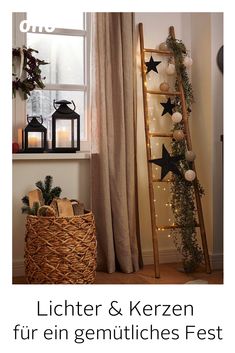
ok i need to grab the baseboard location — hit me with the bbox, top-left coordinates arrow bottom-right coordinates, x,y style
13,251 -> 223,277
13,259 -> 25,277
210,253 -> 223,270
142,249 -> 180,265
143,250 -> 224,270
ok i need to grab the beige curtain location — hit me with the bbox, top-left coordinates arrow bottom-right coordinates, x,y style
90,13 -> 142,273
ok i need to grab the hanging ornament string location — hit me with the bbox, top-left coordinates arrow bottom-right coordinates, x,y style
12,46 -> 49,100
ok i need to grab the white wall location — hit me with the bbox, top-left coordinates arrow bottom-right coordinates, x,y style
211,13 -> 223,256
135,13 -> 223,268
191,13 -> 223,266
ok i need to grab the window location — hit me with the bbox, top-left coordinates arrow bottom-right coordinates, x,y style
12,12 -> 90,151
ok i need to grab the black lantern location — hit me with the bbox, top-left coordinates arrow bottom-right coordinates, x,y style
24,115 -> 47,153
52,100 -> 80,153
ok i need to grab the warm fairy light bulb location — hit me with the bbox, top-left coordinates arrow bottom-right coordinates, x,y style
168,234 -> 171,238
157,185 -> 160,189
154,199 -> 157,202
163,187 -> 166,191
168,218 -> 171,222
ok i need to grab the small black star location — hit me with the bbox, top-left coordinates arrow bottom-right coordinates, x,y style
145,56 -> 161,74
160,98 -> 175,116
149,144 -> 182,180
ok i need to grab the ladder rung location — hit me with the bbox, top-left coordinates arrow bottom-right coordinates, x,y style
144,48 -> 172,56
147,89 -> 181,96
156,224 -> 200,230
149,132 -> 173,138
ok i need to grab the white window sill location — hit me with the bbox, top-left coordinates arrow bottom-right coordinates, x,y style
12,151 -> 91,161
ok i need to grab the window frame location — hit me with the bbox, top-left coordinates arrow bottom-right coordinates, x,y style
12,12 -> 90,152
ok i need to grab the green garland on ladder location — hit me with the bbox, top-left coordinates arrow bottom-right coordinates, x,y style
166,35 -> 204,272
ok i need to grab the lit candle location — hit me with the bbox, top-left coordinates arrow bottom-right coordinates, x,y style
28,135 -> 41,147
57,129 -> 70,147
17,128 -> 23,149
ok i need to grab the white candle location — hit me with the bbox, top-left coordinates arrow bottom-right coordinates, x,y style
17,128 -> 23,149
28,135 -> 41,148
57,129 -> 70,147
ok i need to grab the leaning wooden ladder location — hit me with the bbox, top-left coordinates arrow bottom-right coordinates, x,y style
139,23 -> 211,278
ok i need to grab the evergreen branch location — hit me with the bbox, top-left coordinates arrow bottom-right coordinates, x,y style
21,195 -> 29,206
167,33 -> 204,272
35,180 -> 45,193
21,202 -> 39,215
44,175 -> 53,194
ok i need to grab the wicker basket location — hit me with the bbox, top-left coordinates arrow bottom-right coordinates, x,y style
24,212 -> 97,284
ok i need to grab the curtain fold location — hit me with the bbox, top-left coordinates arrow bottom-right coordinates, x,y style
90,12 -> 142,273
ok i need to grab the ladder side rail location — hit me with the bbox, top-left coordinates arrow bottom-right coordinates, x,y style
139,23 -> 160,278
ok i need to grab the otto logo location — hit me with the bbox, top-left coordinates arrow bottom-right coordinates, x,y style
19,20 -> 55,33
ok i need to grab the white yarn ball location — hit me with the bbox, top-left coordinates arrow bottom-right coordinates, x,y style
171,112 -> 182,123
185,170 -> 196,181
166,63 -> 175,75
173,129 -> 184,141
185,151 -> 196,162
184,56 -> 193,68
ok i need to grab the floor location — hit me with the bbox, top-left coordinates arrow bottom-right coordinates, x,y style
13,263 -> 223,285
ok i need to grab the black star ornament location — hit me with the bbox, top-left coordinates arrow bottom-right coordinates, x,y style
149,144 -> 182,180
160,98 -> 175,116
145,56 -> 161,74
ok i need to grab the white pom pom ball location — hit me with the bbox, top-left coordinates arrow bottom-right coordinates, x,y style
166,63 -> 175,75
159,82 -> 170,92
171,112 -> 182,123
184,56 -> 193,68
185,170 -> 196,181
185,151 -> 196,162
173,129 -> 184,141
159,42 -> 169,51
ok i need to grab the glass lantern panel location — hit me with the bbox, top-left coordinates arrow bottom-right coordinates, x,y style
55,119 -> 76,148
27,33 -> 84,85
27,132 -> 43,148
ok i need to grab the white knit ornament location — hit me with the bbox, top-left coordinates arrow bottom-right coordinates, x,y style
184,56 -> 193,68
171,112 -> 182,123
166,63 -> 175,75
185,151 -> 196,162
185,170 -> 196,181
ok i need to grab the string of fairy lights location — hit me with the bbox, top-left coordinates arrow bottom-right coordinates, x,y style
144,49 -> 193,238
